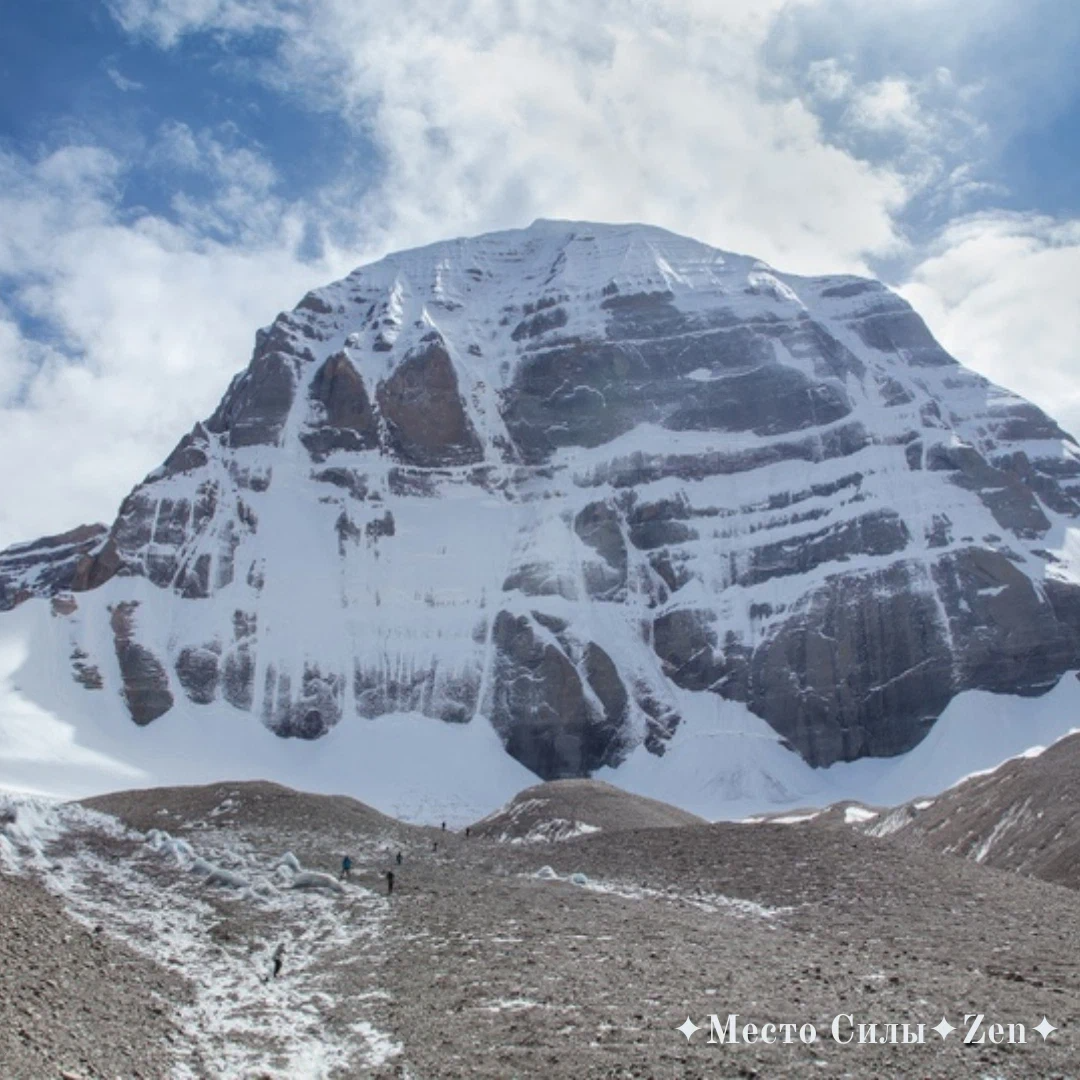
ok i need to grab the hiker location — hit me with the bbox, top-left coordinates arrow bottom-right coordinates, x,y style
395,850 -> 402,866
386,870 -> 394,895
432,840 -> 438,853
465,827 -> 471,839
272,943 -> 286,979
441,821 -> 446,831
340,855 -> 352,881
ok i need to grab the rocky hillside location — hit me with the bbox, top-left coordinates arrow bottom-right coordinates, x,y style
3,219 -> 1080,807
0,869 -> 188,1080
4,781 -> 1080,1078
864,725 -> 1080,890
471,778 -> 704,841
82,779 -> 403,837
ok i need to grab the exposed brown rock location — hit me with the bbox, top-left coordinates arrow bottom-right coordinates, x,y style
1,523 -> 109,610
376,338 -> 484,467
301,351 -> 379,460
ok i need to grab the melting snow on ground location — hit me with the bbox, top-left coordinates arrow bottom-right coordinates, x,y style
530,865 -> 790,921
0,794 -> 400,1078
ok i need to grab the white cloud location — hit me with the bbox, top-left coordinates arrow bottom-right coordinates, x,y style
149,121 -> 283,241
0,144 -> 356,548
847,77 -> 924,134
901,212 -> 1080,441
800,54 -> 989,212
807,58 -> 853,101
105,65 -> 145,92
109,0 -> 909,274
107,0 -> 283,48
0,0 -> 1075,552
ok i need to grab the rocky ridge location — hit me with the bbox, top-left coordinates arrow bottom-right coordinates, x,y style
860,724 -> 1080,890
471,777 -> 705,841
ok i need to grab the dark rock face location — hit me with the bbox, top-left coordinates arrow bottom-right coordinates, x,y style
489,611 -> 630,779
582,642 -> 629,732
927,443 -> 1052,539
574,502 -> 628,600
175,645 -> 221,705
207,351 -> 297,448
70,647 -> 103,690
578,420 -> 872,489
848,298 -> 957,367
68,477 -> 234,599
502,297 -> 859,461
312,468 -> 369,500
744,565 -> 953,765
109,602 -> 173,725
376,339 -> 484,467
739,510 -> 910,588
655,546 -> 1080,768
652,608 -> 723,693
263,663 -> 344,739
160,423 -> 211,478
931,548 -> 1080,695
502,561 -> 576,600
222,610 -> 256,711
353,661 -> 479,724
301,352 -> 379,460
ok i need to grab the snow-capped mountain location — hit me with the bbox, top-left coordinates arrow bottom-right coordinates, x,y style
3,219 -> 1080,818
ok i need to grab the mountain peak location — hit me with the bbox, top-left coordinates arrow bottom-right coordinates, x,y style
3,220 -> 1080,821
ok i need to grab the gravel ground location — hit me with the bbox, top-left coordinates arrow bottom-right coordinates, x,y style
4,781 -> 1080,1078
0,869 -> 190,1080
375,824 -> 1080,1078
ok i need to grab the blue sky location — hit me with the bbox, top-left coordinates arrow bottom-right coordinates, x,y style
1,0 -> 1080,545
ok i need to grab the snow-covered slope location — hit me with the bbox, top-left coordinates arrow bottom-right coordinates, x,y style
3,219 -> 1080,821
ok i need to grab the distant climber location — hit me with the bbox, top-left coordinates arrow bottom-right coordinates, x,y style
395,851 -> 402,865
386,870 -> 394,895
441,821 -> 446,831
465,827 -> 471,839
432,840 -> 438,853
272,942 -> 286,979
340,855 -> 352,881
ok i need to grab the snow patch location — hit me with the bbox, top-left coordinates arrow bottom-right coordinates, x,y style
0,795 -> 400,1076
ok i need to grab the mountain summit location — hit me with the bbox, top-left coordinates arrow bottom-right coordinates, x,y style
3,220 -> 1080,813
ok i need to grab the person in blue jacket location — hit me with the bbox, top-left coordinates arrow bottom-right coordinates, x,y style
340,855 -> 352,881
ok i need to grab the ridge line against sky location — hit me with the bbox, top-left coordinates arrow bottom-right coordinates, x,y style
1,0 -> 1079,547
